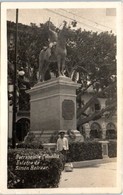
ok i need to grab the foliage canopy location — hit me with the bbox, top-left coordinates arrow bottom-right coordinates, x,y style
7,20 -> 117,126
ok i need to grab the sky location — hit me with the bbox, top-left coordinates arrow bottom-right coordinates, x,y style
7,8 -> 116,33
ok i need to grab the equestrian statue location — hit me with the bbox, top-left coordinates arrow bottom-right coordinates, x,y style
38,21 -> 70,82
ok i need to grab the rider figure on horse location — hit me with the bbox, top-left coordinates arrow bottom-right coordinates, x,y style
48,27 -> 58,48
43,24 -> 58,59
39,20 -> 69,82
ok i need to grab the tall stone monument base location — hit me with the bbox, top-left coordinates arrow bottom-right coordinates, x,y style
27,76 -> 83,143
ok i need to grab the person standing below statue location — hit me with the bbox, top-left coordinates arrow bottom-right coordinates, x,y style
56,130 -> 69,170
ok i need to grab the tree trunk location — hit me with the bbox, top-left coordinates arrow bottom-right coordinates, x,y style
77,81 -> 116,118
77,101 -> 116,127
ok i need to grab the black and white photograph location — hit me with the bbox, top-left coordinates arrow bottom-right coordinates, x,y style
0,2 -> 122,194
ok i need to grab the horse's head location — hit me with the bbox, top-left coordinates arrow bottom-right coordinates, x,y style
58,21 -> 74,41
58,25 -> 73,43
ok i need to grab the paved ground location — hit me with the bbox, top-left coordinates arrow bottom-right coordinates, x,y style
59,161 -> 117,188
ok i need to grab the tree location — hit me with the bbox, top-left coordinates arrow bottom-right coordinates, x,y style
7,20 -> 117,125
64,26 -> 116,128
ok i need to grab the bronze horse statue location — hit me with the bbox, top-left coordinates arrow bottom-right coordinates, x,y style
38,22 -> 71,82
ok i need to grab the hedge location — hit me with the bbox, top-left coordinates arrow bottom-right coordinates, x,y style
108,140 -> 117,158
8,149 -> 62,188
16,141 -> 44,149
67,141 -> 102,162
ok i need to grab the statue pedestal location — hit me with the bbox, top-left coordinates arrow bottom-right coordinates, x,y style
27,76 -> 82,143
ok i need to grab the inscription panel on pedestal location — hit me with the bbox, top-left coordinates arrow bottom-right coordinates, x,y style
62,100 -> 75,120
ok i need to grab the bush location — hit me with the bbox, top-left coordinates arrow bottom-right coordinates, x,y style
8,149 -> 62,188
68,141 -> 102,162
16,132 -> 44,149
108,140 -> 117,158
16,141 -> 43,149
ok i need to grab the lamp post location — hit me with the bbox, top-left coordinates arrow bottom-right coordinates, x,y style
12,9 -> 18,148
